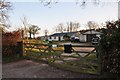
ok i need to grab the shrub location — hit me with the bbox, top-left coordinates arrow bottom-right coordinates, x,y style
63,34 -> 70,41
2,31 -> 21,56
98,20 -> 120,76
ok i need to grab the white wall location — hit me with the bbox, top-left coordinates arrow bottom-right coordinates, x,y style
79,34 -> 101,42
48,36 -> 64,41
96,34 -> 100,38
60,36 -> 64,41
48,36 -> 58,41
79,34 -> 86,42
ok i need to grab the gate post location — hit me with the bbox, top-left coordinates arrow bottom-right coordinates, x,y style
17,41 -> 23,57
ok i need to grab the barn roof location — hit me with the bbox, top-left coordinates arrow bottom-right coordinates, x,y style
83,30 -> 102,35
49,32 -> 77,37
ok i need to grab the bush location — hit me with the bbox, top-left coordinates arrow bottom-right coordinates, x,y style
2,31 -> 21,56
2,45 -> 18,56
63,34 -> 70,41
98,20 -> 120,76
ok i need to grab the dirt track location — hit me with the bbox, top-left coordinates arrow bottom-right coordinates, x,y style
2,59 -> 98,78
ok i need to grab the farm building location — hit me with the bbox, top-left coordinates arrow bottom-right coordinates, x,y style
79,30 -> 102,42
41,30 -> 101,42
47,32 -> 79,41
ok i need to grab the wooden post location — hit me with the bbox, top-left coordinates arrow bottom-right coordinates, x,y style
17,41 -> 23,57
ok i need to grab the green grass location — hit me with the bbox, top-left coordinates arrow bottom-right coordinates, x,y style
24,42 -> 100,75
25,49 -> 100,75
51,62 -> 100,75
60,53 -> 99,74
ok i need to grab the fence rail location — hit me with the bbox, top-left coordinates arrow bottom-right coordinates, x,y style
23,42 -> 100,74
23,42 -> 95,59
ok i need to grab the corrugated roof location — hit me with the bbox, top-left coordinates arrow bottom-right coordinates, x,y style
83,30 -> 102,35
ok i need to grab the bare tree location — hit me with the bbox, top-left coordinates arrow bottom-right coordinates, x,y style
99,22 -> 106,29
55,22 -> 80,33
55,23 -> 64,33
27,25 -> 32,39
87,21 -> 99,30
44,29 -> 48,36
66,22 -> 80,32
0,0 -> 12,29
73,22 -> 80,31
21,17 -> 41,39
39,0 -> 102,7
70,22 -> 73,32
39,0 -> 59,8
44,29 -> 48,40
87,21 -> 99,35
87,21 -> 93,31
67,22 -> 70,32
67,22 -> 73,32
21,16 -> 29,39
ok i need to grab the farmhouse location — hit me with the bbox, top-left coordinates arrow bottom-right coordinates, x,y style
44,30 -> 101,42
48,32 -> 78,41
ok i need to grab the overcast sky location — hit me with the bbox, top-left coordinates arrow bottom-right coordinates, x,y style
9,1 -> 118,36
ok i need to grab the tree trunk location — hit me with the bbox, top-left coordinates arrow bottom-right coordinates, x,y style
29,32 -> 32,39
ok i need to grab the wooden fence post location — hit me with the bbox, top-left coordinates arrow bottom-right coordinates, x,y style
17,41 -> 23,57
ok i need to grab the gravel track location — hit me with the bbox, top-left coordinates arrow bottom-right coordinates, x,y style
2,60 -> 98,78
